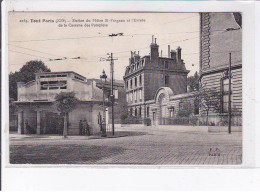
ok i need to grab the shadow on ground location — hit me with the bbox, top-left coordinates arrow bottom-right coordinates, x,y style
91,131 -> 149,139
10,144 -> 125,164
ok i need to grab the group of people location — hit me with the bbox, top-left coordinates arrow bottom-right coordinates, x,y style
79,120 -> 90,136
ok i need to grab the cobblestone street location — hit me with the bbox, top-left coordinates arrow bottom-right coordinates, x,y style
9,127 -> 242,165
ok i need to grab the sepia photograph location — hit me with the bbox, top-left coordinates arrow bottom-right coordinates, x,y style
8,11 -> 242,165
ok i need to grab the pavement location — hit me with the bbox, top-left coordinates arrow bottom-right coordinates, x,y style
9,127 -> 242,165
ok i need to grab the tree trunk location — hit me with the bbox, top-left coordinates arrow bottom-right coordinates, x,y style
63,112 -> 68,138
206,110 -> 209,126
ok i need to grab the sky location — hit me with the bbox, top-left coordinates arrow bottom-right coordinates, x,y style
8,12 -> 200,80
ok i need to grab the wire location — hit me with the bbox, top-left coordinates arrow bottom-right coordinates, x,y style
8,44 -> 65,58
211,50 -> 242,54
9,50 -> 51,60
162,15 -> 199,25
9,35 -> 109,43
9,28 -> 240,67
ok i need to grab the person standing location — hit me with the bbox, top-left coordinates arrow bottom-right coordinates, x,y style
79,120 -> 83,135
85,120 -> 90,136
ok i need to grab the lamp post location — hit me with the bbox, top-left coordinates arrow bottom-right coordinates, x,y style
100,70 -> 107,137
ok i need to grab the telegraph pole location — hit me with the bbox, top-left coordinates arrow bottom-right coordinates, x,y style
100,53 -> 118,136
228,52 -> 232,134
110,53 -> 115,136
100,33 -> 121,135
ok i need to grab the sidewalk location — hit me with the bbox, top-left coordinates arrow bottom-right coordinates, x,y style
118,124 -> 242,133
9,131 -> 131,141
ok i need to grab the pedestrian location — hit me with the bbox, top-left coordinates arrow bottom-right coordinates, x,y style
85,120 -> 90,136
79,120 -> 83,135
82,120 -> 86,135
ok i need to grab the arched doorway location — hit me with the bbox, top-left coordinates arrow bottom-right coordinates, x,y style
158,93 -> 167,125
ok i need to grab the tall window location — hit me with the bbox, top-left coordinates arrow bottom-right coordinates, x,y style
135,108 -> 138,117
222,78 -> 232,113
147,106 -> 150,118
170,110 -> 174,117
135,77 -> 137,87
126,81 -> 128,89
130,79 -> 133,88
130,92 -> 133,102
194,99 -> 199,115
165,61 -> 169,69
169,107 -> 174,118
179,102 -> 183,110
139,75 -> 142,86
130,108 -> 133,116
139,107 -> 142,117
139,89 -> 142,101
165,75 -> 169,85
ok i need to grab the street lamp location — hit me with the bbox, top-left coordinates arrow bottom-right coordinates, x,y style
100,70 -> 107,137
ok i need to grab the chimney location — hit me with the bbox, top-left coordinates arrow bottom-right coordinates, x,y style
155,38 -> 157,44
168,45 -> 170,58
150,37 -> 159,65
177,46 -> 182,63
130,51 -> 134,64
170,50 -> 177,62
134,51 -> 140,62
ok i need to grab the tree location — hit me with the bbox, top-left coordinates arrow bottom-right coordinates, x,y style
9,60 -> 51,100
196,87 -> 222,126
187,71 -> 199,92
177,100 -> 194,117
54,92 -> 79,138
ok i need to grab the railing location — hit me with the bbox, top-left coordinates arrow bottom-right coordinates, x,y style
160,117 -> 199,126
121,118 -> 143,124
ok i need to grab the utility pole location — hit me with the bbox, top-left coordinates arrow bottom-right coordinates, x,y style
110,53 -> 115,136
228,52 -> 232,134
100,53 -> 118,136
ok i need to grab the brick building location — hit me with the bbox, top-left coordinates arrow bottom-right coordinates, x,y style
200,12 -> 242,125
123,38 -> 191,124
123,13 -> 242,127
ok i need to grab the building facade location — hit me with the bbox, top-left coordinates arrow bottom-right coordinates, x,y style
91,78 -> 126,124
123,38 -> 193,124
200,12 -> 242,125
15,71 -> 109,135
